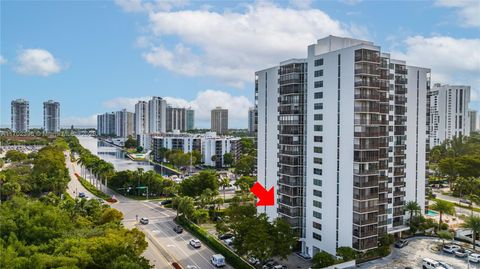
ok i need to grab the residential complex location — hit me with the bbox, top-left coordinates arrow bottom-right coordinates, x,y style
166,106 -> 187,132
115,109 -> 134,138
142,131 -> 241,168
211,107 -> 229,135
469,110 -> 477,134
11,99 -> 30,132
43,100 -> 60,133
428,84 -> 471,147
135,101 -> 149,134
255,36 -> 431,256
149,96 -> 168,133
97,112 -> 116,136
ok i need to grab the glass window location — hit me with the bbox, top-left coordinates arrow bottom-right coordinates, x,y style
313,232 -> 322,241
314,103 -> 323,110
314,125 -> 323,131
314,70 -> 323,77
313,211 -> 322,219
314,114 -> 323,120
314,157 -> 322,164
314,136 -> 323,142
313,222 -> 322,230
314,179 -> 322,186
314,92 -> 323,99
314,147 -> 322,153
313,200 -> 322,208
314,59 -> 324,66
313,190 -> 322,197
314,168 -> 322,175
314,81 -> 323,88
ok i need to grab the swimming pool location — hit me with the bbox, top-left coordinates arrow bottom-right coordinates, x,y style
426,210 -> 439,216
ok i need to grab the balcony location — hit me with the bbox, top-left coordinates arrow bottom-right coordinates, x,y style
353,217 -> 378,226
393,180 -> 406,187
395,69 -> 407,75
355,80 -> 380,88
355,68 -> 380,76
355,93 -> 380,101
395,78 -> 408,84
353,206 -> 378,213
393,200 -> 405,207
393,191 -> 406,197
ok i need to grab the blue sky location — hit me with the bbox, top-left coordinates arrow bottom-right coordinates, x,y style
1,0 -> 479,128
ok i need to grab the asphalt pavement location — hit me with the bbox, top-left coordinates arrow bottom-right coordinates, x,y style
66,151 -> 231,269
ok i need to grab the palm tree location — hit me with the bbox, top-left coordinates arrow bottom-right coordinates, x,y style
461,215 -> 480,250
431,200 -> 455,228
405,201 -> 421,221
219,177 -> 230,200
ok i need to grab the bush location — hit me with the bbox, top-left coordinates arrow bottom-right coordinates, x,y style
175,216 -> 254,269
439,222 -> 449,230
312,251 -> 336,268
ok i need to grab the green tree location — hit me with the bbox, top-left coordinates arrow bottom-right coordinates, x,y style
124,136 -> 137,148
312,251 -> 336,268
405,200 -> 421,222
192,209 -> 209,224
5,150 -> 28,162
219,177 -> 230,200
223,152 -> 234,167
178,196 -> 195,219
437,230 -> 453,246
235,155 -> 255,176
234,176 -> 256,194
336,246 -> 357,261
431,200 -> 455,227
461,215 -> 480,250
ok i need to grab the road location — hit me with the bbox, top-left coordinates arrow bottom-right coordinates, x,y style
65,151 -> 232,269
431,189 -> 480,217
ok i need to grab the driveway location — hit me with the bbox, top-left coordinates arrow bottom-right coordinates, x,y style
357,237 -> 480,269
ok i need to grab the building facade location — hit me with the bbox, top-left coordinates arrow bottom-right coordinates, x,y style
255,36 -> 431,256
248,107 -> 256,135
428,84 -> 471,147
211,107 -> 228,135
11,99 -> 30,132
97,112 -> 116,136
43,100 -> 60,133
115,109 -> 134,138
166,106 -> 187,132
186,109 -> 195,130
135,101 -> 149,135
148,96 -> 167,133
469,110 -> 478,134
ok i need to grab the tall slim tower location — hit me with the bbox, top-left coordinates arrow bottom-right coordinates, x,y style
148,96 -> 167,133
43,100 -> 60,133
186,108 -> 195,131
469,110 -> 477,134
11,99 -> 30,132
166,106 -> 187,132
248,107 -> 256,135
115,109 -> 134,138
135,101 -> 149,134
211,107 -> 228,135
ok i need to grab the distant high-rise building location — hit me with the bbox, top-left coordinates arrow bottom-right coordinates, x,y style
97,112 -> 116,136
211,107 -> 228,135
429,84 -> 471,147
256,36 -> 431,256
135,101 -> 149,134
470,110 -> 478,134
148,96 -> 167,133
115,109 -> 134,138
186,108 -> 195,130
166,106 -> 187,132
11,99 -> 30,132
43,100 -> 60,133
248,107 -> 255,135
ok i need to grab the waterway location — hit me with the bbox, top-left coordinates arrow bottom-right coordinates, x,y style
77,136 -> 176,176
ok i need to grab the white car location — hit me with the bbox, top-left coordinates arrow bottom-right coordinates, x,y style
422,258 -> 443,269
224,237 -> 235,246
211,254 -> 226,267
189,239 -> 201,248
454,248 -> 471,258
442,244 -> 461,254
438,261 -> 454,269
469,253 -> 480,263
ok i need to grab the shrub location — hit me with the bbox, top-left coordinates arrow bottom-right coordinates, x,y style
312,251 -> 336,268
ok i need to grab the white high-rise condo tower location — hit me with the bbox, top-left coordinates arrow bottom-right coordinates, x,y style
255,36 -> 431,257
469,110 -> 478,134
43,100 -> 60,133
148,96 -> 167,133
135,101 -> 149,134
11,99 -> 30,132
115,109 -> 134,138
428,84 -> 471,147
211,107 -> 228,135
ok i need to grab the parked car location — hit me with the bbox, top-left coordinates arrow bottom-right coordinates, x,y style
422,258 -> 443,269
224,237 -> 235,246
211,254 -> 226,267
272,265 -> 287,269
263,260 -> 279,269
468,253 -> 480,263
218,233 -> 233,240
442,244 -> 461,254
139,217 -> 149,224
173,226 -> 183,234
460,198 -> 473,205
454,248 -> 471,258
159,200 -> 172,205
79,192 -> 86,198
189,239 -> 201,248
438,261 -> 454,269
394,239 -> 409,248
248,256 -> 260,265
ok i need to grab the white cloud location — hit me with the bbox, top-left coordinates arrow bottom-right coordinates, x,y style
0,55 -> 6,64
289,0 -> 312,9
435,0 -> 480,28
102,90 -> 253,128
63,115 -> 98,127
392,35 -> 480,108
15,49 -> 63,76
121,1 -> 365,87
115,0 -> 188,13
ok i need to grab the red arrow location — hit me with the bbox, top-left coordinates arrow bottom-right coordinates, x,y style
250,182 -> 274,206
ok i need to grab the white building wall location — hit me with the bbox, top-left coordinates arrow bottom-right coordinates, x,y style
255,67 -> 279,220
149,97 -> 167,133
405,66 -> 430,215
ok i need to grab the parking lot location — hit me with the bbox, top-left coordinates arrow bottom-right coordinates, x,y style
358,237 -> 479,269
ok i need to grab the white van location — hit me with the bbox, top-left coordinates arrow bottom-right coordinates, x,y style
211,254 -> 226,267
422,258 -> 443,269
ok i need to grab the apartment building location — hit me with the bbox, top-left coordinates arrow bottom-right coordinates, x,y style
43,100 -> 60,133
135,101 -> 149,134
248,107 -> 256,135
150,131 -> 241,168
148,96 -> 167,133
428,84 -> 471,147
97,112 -> 116,136
211,107 -> 228,135
11,99 -> 30,132
115,109 -> 134,138
255,36 -> 430,257
186,109 -> 195,130
469,110 -> 477,134
166,106 -> 187,132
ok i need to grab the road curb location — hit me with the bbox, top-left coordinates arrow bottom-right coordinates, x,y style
138,225 -> 179,268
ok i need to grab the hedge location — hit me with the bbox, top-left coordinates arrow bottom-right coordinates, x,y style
74,173 -> 111,200
175,216 -> 254,269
